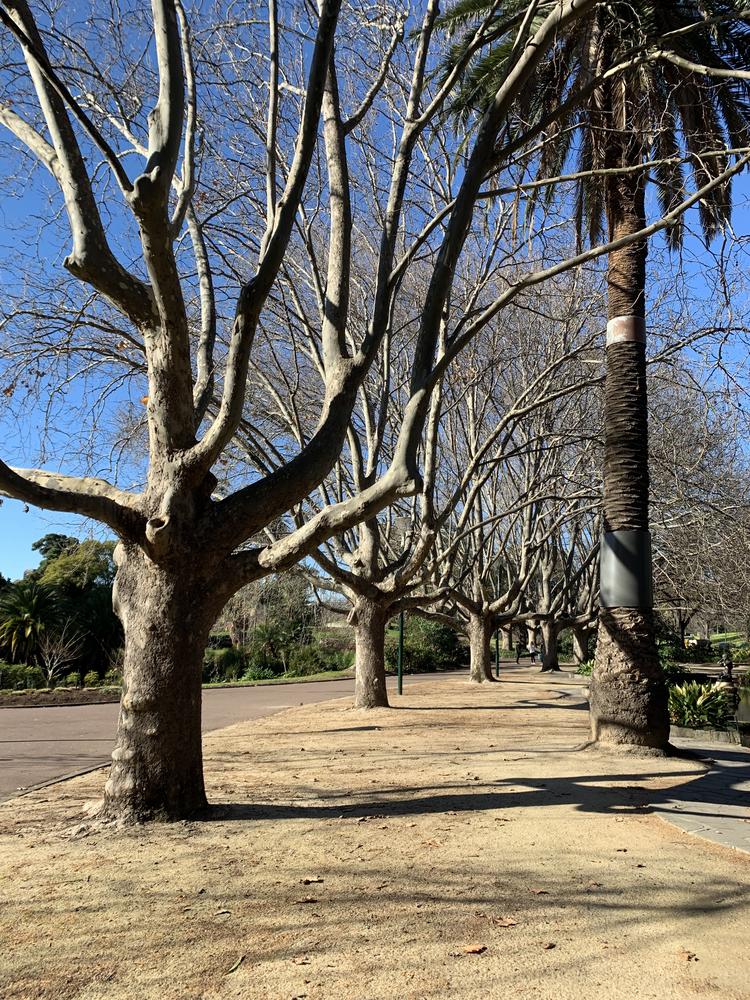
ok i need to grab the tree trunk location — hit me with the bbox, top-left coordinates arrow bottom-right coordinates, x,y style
677,614 -> 687,650
353,596 -> 389,708
589,608 -> 668,749
539,622 -> 560,672
500,626 -> 512,651
468,613 -> 494,683
589,151 -> 669,752
572,627 -> 590,665
100,543 -> 216,822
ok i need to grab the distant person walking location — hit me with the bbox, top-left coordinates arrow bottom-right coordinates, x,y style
528,639 -> 538,664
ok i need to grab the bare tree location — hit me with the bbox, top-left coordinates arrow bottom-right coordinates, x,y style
37,618 -> 82,687
2,1 -> 748,822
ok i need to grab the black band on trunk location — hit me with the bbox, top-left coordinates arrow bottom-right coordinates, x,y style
600,530 -> 653,609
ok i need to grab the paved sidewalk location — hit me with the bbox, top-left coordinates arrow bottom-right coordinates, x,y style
3,670 -> 748,1000
651,740 -> 750,853
550,672 -> 750,854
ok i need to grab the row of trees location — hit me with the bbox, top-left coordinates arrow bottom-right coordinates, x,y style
1,1 -> 749,821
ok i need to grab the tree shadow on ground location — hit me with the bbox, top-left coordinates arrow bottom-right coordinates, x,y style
205,750 -> 748,825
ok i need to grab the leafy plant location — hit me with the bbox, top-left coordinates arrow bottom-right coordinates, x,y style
287,645 -> 326,677
0,662 -> 45,690
83,671 -> 100,687
202,647 -> 246,683
241,665 -> 276,681
326,649 -> 354,671
0,582 -> 60,664
668,682 -> 732,731
576,659 -> 594,677
103,667 -> 122,687
385,617 -> 463,674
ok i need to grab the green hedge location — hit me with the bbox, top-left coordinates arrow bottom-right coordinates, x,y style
385,618 -> 463,674
0,662 -> 45,690
202,647 -> 247,683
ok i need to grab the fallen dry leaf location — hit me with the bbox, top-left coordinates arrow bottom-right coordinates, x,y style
542,942 -> 556,950
678,948 -> 699,962
300,878 -> 324,885
492,917 -> 518,928
462,944 -> 487,955
294,897 -> 318,905
224,955 -> 245,975
530,888 -> 550,895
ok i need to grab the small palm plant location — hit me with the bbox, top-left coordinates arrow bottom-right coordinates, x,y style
0,581 -> 60,664
669,681 -> 732,730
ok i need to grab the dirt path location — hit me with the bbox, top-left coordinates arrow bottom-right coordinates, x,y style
1,667 -> 748,1000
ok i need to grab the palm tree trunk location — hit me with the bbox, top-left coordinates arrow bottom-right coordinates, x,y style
588,165 -> 669,752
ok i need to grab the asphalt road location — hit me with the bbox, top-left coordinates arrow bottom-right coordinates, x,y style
0,672 -> 456,800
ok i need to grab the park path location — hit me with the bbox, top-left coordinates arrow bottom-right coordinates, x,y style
0,671 -> 455,800
1,667 -> 748,1000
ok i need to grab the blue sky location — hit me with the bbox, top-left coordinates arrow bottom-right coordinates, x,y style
0,501 -> 93,580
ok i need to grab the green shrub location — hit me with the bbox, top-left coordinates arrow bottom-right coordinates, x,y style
287,645 -> 326,676
557,630 -> 574,655
241,665 -> 277,681
0,662 -> 45,690
103,667 -> 122,687
83,671 -> 100,687
669,681 -> 732,730
576,659 -> 594,676
385,617 -> 463,674
673,643 -> 718,664
62,671 -> 80,687
206,632 -> 233,649
326,649 -> 354,671
202,647 -> 246,683
316,629 -> 354,656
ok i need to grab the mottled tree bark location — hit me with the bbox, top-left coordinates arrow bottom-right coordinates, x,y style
539,621 -> 560,672
468,612 -> 494,683
572,627 -> 590,665
100,543 -> 219,821
353,596 -> 389,708
589,608 -> 668,748
589,155 -> 669,751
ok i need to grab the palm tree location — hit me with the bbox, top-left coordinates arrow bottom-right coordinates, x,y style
440,1 -> 750,750
0,581 -> 60,664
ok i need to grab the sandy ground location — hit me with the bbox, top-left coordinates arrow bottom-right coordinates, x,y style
1,666 -> 748,1000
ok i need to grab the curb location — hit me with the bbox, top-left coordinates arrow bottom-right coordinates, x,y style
0,762 -> 109,805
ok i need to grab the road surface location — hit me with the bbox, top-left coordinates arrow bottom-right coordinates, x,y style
0,672 -> 456,800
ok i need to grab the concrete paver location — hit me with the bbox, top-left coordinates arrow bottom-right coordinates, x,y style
650,739 -> 750,853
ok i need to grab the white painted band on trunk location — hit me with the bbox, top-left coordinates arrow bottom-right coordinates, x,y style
606,315 -> 647,346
